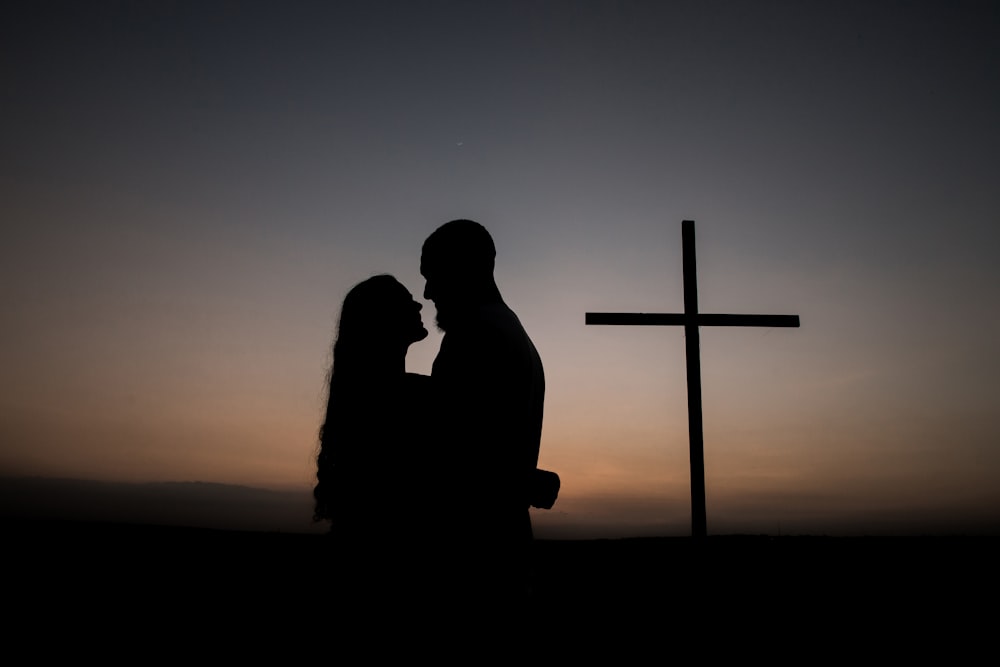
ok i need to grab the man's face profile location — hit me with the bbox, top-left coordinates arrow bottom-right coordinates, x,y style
420,254 -> 451,331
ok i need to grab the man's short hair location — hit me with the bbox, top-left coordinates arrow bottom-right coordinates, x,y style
421,219 -> 496,277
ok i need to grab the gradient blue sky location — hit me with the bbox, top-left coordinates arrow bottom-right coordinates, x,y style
2,1 -> 998,537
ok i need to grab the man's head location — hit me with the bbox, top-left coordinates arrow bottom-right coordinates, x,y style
420,219 -> 499,330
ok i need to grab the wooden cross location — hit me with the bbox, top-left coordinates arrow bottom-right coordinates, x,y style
586,220 -> 800,538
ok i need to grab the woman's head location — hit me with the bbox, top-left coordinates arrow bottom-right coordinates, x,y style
335,274 -> 427,353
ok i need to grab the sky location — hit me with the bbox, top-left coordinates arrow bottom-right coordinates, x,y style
2,1 -> 998,538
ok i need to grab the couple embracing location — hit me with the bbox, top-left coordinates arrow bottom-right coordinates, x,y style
313,219 -> 556,604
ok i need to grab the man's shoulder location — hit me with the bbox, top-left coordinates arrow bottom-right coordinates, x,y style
478,302 -> 530,336
443,303 -> 518,338
437,305 -> 536,363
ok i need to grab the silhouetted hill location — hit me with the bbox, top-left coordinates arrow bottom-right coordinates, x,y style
0,476 -> 322,533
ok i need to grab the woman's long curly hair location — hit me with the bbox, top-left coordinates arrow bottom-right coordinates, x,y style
313,274 -> 407,523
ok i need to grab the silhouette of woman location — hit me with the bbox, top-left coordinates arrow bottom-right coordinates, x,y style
313,275 -> 436,597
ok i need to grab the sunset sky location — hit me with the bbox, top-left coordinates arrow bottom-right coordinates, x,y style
2,1 -> 998,538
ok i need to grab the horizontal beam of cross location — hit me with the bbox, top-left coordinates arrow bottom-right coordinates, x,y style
586,313 -> 800,327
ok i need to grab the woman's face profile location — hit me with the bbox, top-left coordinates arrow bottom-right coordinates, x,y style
379,278 -> 427,346
398,284 -> 428,345
342,275 -> 428,348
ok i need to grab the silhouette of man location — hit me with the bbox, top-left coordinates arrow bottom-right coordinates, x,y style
421,219 -> 545,599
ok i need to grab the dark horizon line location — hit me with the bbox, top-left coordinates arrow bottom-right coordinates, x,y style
3,474 -> 999,540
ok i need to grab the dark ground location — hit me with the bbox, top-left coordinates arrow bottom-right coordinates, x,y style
6,518 -> 996,657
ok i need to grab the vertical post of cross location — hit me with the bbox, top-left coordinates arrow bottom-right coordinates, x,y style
683,220 -> 707,538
